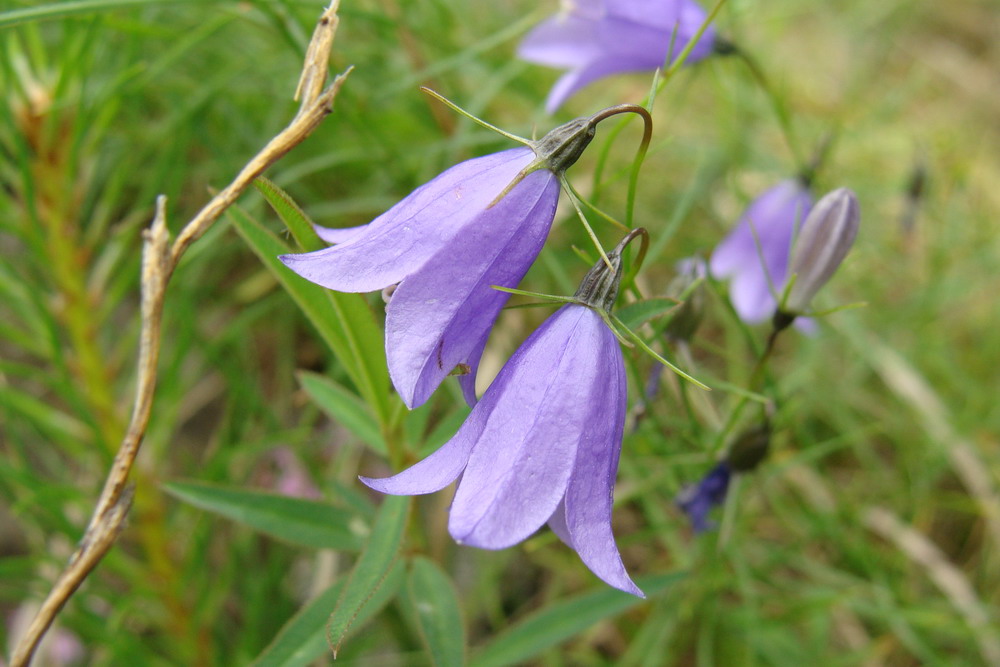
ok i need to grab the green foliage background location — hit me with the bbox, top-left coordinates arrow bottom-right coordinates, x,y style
1,0 -> 998,664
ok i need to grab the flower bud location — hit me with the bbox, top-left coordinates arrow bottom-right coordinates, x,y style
782,187 -> 860,314
724,423 -> 771,473
665,258 -> 707,342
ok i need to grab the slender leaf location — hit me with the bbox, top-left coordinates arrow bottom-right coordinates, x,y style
164,480 -> 368,551
251,561 -> 405,667
327,495 -> 411,657
472,572 -> 684,667
254,177 -> 324,252
405,556 -> 467,667
0,0 -> 221,29
297,371 -> 387,456
228,206 -> 393,425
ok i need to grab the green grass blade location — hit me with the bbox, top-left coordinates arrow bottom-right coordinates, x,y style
228,206 -> 393,426
472,572 -> 684,667
327,495 -> 411,658
164,480 -> 368,551
405,556 -> 467,667
297,371 -> 387,456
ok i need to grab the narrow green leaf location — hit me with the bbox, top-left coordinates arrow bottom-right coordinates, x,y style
164,481 -> 367,551
0,388 -> 91,445
327,495 -> 411,657
405,556 -> 467,667
0,0 -> 221,29
252,562 -> 405,667
251,561 -> 405,667
472,572 -> 684,667
614,297 -> 680,331
297,371 -> 387,456
228,206 -> 393,425
253,177 -> 324,252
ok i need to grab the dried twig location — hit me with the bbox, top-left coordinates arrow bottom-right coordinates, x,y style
10,3 -> 348,665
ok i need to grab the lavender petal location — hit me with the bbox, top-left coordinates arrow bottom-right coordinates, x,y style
279,148 -> 534,293
385,170 -> 559,408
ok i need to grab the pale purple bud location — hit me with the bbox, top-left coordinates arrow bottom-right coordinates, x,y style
783,188 -> 860,315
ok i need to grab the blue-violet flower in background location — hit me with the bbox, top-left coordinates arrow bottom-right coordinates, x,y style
709,179 -> 812,324
280,112 -> 615,409
360,232 -> 646,596
676,462 -> 731,533
677,423 -> 771,532
518,0 -> 716,113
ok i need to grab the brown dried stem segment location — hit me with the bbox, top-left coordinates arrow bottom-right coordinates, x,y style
9,2 -> 348,665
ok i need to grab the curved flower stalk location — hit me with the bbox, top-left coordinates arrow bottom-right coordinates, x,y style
709,179 -> 813,325
281,100 -> 651,409
518,0 -> 716,113
361,231 -> 648,596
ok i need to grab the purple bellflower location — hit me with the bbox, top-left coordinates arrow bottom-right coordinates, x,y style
709,179 -> 813,325
677,423 -> 770,533
676,462 -> 731,533
360,231 -> 648,597
518,0 -> 716,113
280,105 -> 647,410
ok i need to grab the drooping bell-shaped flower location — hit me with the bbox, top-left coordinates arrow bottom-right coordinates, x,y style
518,0 -> 716,113
709,179 -> 812,324
280,107 -> 640,409
360,232 -> 647,596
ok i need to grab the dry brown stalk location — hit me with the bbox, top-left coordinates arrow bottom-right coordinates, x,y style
9,3 -> 348,664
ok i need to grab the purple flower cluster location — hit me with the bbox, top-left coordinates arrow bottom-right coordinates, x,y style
282,110 -> 649,594
277,3 -> 863,596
